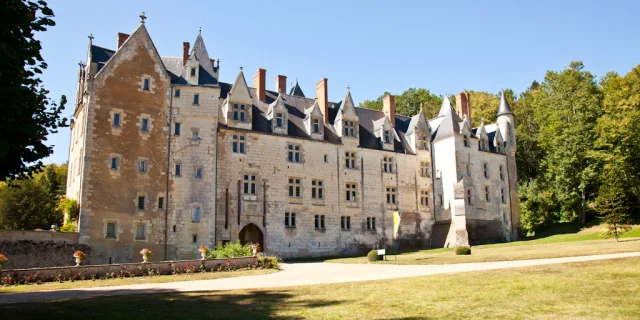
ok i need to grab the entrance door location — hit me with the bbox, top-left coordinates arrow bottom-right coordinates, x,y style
238,223 -> 264,250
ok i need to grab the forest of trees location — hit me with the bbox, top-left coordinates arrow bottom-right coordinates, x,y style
359,61 -> 640,234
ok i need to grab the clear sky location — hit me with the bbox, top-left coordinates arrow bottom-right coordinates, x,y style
38,0 -> 640,164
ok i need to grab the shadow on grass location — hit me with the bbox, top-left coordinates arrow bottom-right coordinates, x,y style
0,288 -> 343,320
523,222 -> 586,240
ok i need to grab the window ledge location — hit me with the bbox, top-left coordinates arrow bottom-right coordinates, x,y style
288,197 -> 303,204
242,195 -> 258,201
385,204 -> 398,210
346,202 -> 359,208
285,226 -> 297,229
314,228 -> 326,233
311,199 -> 325,206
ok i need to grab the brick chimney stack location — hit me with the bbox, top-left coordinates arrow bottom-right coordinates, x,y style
275,75 -> 287,94
316,78 -> 329,122
456,92 -> 471,123
253,68 -> 266,101
383,95 -> 396,126
182,42 -> 190,66
117,33 -> 130,49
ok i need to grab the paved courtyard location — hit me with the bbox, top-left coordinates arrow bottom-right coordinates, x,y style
1,252 -> 638,305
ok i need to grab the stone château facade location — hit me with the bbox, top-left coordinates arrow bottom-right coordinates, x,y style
66,17 -> 520,263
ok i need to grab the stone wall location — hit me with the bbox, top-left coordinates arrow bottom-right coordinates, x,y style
0,231 -> 90,269
0,256 -> 257,284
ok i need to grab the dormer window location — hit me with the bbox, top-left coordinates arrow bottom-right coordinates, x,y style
143,78 -> 150,91
276,113 -> 284,128
313,119 -> 320,133
384,130 -> 391,144
418,135 -> 428,150
463,134 -> 470,147
480,138 -> 488,151
190,67 -> 196,77
174,89 -> 181,97
233,104 -> 246,122
344,120 -> 355,137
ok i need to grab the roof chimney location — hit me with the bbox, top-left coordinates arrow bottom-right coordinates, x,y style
383,95 -> 396,126
275,75 -> 287,94
456,92 -> 471,123
117,33 -> 130,49
182,42 -> 190,66
253,68 -> 266,101
316,78 -> 329,122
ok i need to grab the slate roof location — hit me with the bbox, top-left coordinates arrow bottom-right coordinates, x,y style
90,45 -> 115,72
289,81 -> 305,97
497,91 -> 514,116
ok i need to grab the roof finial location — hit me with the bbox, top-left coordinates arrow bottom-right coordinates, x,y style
347,84 -> 350,90
199,26 -> 202,34
140,12 -> 147,24
88,33 -> 94,41
239,65 -> 243,71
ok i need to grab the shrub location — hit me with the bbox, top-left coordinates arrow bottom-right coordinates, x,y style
367,250 -> 378,262
455,246 -> 471,255
257,254 -> 279,269
60,223 -> 76,232
207,240 -> 252,259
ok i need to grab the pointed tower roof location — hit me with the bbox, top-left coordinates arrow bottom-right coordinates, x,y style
497,91 -> 514,116
289,80 -> 305,97
433,100 -> 463,142
339,86 -> 357,116
437,97 -> 454,118
188,33 -> 218,85
229,66 -> 251,100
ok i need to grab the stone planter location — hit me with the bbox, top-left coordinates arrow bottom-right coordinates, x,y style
75,257 -> 83,267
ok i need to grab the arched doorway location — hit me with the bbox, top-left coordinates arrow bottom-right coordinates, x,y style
238,223 -> 264,250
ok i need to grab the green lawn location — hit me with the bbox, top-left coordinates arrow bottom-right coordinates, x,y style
326,224 -> 640,265
0,268 -> 277,294
2,257 -> 638,319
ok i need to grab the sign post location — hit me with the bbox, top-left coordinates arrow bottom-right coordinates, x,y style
393,211 -> 402,261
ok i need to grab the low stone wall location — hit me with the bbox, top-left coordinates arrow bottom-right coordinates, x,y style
0,256 -> 257,284
0,230 -> 79,244
0,230 -> 89,269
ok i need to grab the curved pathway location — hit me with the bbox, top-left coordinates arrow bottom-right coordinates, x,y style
1,252 -> 639,305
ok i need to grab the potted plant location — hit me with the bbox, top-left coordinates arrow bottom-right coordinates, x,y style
140,248 -> 152,263
198,245 -> 209,260
0,254 -> 8,268
73,251 -> 86,266
250,243 -> 260,256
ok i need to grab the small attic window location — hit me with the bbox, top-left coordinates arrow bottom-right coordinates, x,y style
190,67 -> 197,77
174,89 -> 181,97
384,130 -> 391,144
463,134 -> 470,147
313,118 -> 320,133
143,78 -> 150,91
276,113 -> 284,128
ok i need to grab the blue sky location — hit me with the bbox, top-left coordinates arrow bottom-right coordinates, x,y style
39,0 -> 640,164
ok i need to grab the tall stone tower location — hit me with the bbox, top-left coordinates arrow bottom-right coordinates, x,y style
496,92 -> 520,240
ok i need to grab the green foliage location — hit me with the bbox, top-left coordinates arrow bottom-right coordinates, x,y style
367,250 -> 378,262
207,240 -> 253,259
519,179 -> 561,234
0,0 -> 68,181
454,246 -> 471,255
358,89 -> 443,118
60,223 -> 76,232
0,163 -> 67,230
257,254 -> 279,269
58,197 -> 78,219
595,171 -> 632,240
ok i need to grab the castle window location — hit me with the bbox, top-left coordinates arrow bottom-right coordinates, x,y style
467,163 -> 471,176
312,179 -> 324,199
192,206 -> 201,223
174,123 -> 181,136
135,224 -> 145,240
466,189 -> 472,206
343,120 -> 355,137
386,187 -> 397,204
485,186 -> 491,202
384,130 -> 391,144
463,134 -> 470,147
190,67 -> 196,77
439,195 -> 444,207
366,217 -> 376,230
174,89 -> 181,97
383,157 -> 394,173
233,104 -> 246,122
420,190 -> 429,207
113,113 -> 121,127
418,135 -> 429,150
345,183 -> 357,202
341,216 -> 351,230
324,155 -> 328,163
138,160 -> 148,173
483,163 -> 489,179
287,144 -> 301,163
313,118 -> 320,133
141,118 -> 149,132
288,178 -> 302,198
233,134 -> 246,153
501,188 -> 507,204
192,129 -> 199,141
192,234 -> 198,243
496,143 -> 502,154
285,212 -> 296,228
195,167 -> 203,178
276,113 -> 284,128
345,152 -> 356,169
175,164 -> 182,176
420,161 -> 430,178
314,215 -> 326,230
193,94 -> 199,105
110,157 -> 119,170
243,174 -> 256,195
157,196 -> 165,210
499,165 -> 505,180
105,222 -> 116,239
143,78 -> 150,91
138,196 -> 145,210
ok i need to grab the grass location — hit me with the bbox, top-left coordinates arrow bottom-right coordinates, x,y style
1,257 -> 638,319
0,268 -> 277,294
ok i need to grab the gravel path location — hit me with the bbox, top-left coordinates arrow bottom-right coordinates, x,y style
1,251 -> 638,305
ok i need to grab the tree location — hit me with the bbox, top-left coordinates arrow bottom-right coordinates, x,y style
358,89 -> 443,118
595,170 -> 632,241
0,0 -> 67,181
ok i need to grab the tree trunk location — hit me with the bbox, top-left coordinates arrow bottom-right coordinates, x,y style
580,188 -> 587,224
